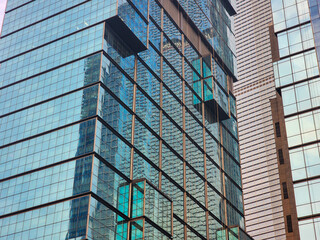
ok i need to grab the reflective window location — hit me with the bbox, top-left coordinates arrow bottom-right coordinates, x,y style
285,110 -> 320,147
274,50 -> 319,88
277,24 -> 314,57
271,0 -> 310,32
0,119 -> 96,179
290,143 -> 320,181
0,196 -> 89,239
282,78 -> 320,115
294,179 -> 320,218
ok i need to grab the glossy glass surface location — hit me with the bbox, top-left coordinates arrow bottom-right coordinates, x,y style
178,0 -> 236,75
0,0 -> 246,238
95,120 -> 131,178
274,50 -> 319,88
0,0 -> 117,62
0,54 -> 101,116
282,77 -> 320,115
0,156 -> 92,215
285,109 -> 320,147
277,23 -> 314,58
2,0 -> 88,35
309,0 -> 320,64
298,217 -> 320,240
0,85 -> 98,146
271,0 -> 310,32
91,157 -> 130,216
118,0 -> 148,47
0,119 -> 96,180
0,196 -> 89,240
88,197 -> 128,239
0,23 -> 104,87
294,179 -> 320,218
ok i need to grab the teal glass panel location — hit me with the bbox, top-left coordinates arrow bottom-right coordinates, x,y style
131,220 -> 144,240
217,228 -> 227,240
118,183 -> 130,220
204,78 -> 214,102
203,57 -> 212,78
88,197 -> 128,240
91,157 -> 130,216
132,182 -> 145,218
208,214 -> 224,239
229,227 -> 239,240
193,80 -> 202,105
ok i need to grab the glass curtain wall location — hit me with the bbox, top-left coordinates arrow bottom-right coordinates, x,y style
0,0 -> 250,239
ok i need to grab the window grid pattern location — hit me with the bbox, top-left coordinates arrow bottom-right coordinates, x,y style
0,0 -> 247,239
271,0 -> 320,238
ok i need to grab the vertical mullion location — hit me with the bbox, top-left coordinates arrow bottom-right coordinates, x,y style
127,55 -> 138,240
158,5 -> 164,190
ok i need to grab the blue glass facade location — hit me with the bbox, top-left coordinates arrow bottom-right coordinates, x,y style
0,0 -> 251,239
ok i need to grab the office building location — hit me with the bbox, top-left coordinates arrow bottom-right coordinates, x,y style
234,0 -> 287,239
235,0 -> 320,239
271,0 -> 320,239
0,0 -> 252,239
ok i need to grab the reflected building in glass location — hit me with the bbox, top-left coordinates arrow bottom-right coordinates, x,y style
235,0 -> 320,239
0,0 -> 252,239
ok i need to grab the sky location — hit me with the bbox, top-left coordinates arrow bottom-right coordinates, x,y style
0,0 -> 7,35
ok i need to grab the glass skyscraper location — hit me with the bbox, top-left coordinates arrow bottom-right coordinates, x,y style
0,0 -> 251,239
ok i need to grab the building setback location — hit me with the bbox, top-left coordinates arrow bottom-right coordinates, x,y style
0,0 -> 252,239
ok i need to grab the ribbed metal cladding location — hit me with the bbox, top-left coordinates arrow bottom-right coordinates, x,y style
234,0 -> 286,239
